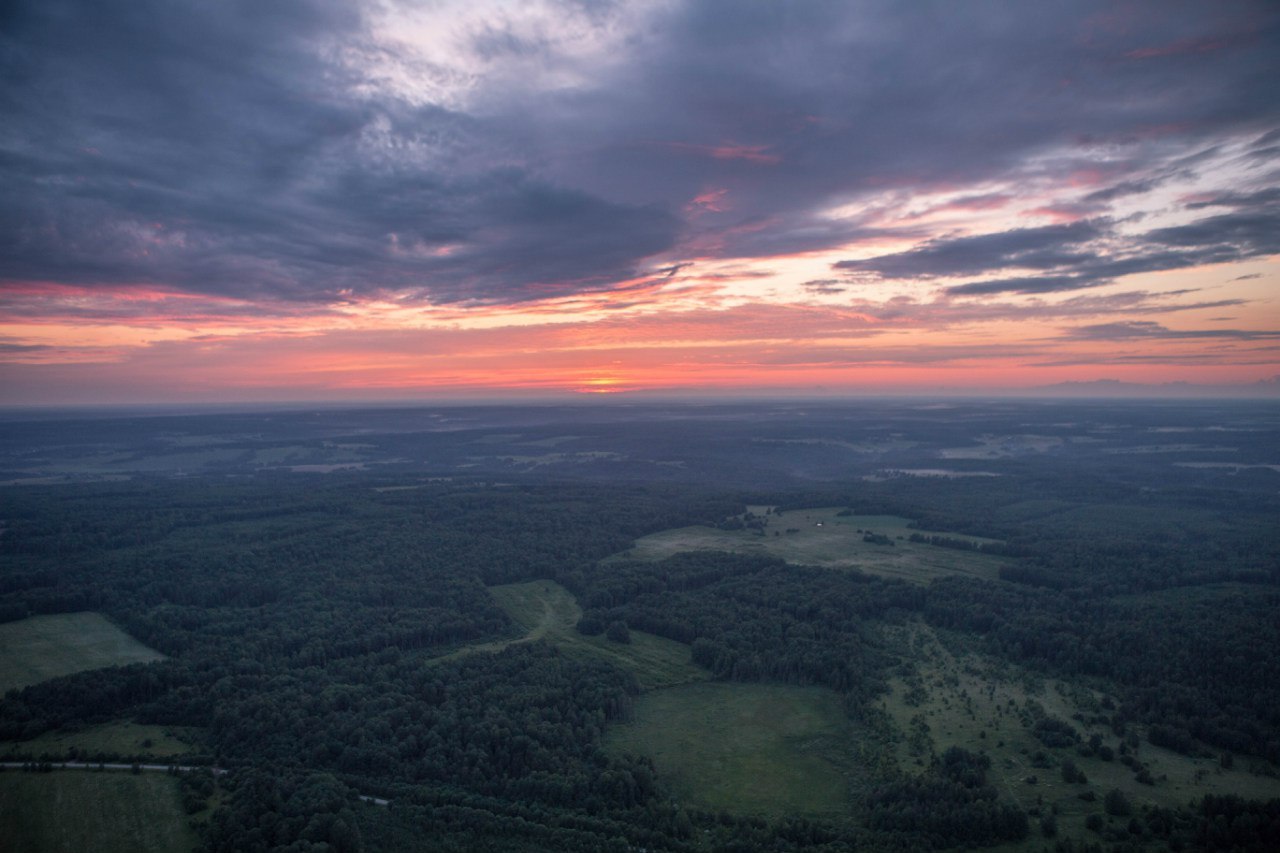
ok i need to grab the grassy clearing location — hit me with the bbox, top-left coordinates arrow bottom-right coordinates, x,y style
441,581 -> 708,690
0,770 -> 198,853
878,620 -> 1280,849
606,682 -> 858,816
0,613 -> 165,693
0,721 -> 202,761
618,507 -> 1006,584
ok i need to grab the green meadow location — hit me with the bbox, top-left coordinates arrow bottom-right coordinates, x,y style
440,580 -> 709,690
488,580 -> 709,689
0,720 -> 201,762
877,620 -> 1280,849
605,682 -> 858,816
0,612 -> 165,693
0,771 -> 198,853
618,507 -> 1007,583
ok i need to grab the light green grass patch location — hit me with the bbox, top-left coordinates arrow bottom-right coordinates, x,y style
617,507 -> 1006,584
606,682 -> 856,816
489,581 -> 708,689
439,581 -> 708,690
0,612 -> 165,693
0,721 -> 202,761
878,620 -> 1280,850
0,771 -> 198,853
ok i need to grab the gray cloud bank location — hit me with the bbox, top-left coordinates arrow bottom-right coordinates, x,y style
1,0 -> 1277,306
835,186 -> 1280,295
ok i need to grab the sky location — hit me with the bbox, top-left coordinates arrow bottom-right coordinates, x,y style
2,0 -> 1279,405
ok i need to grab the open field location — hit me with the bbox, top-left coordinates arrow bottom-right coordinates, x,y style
878,620 -> 1280,849
446,581 -> 709,690
605,682 -> 857,816
617,507 -> 1007,583
0,613 -> 165,693
0,721 -> 202,761
0,771 -> 198,853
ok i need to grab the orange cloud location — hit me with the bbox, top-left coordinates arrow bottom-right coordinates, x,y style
4,289 -> 1274,406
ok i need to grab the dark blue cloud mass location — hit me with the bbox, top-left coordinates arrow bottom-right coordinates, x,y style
0,0 -> 1277,305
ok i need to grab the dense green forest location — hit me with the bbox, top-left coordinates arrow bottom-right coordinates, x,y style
2,401 -> 1279,851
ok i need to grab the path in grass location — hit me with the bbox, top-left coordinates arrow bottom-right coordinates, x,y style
0,771 -> 199,853
434,580 -> 708,690
0,612 -> 165,693
615,507 -> 1007,584
606,682 -> 858,816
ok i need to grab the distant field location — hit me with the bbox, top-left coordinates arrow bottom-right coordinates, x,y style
617,507 -> 1007,583
0,613 -> 165,693
460,581 -> 709,690
0,721 -> 201,761
878,620 -> 1280,849
605,682 -> 856,816
0,771 -> 197,853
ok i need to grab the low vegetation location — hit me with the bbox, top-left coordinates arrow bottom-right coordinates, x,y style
479,580 -> 709,689
0,719 -> 201,762
877,620 -> 1280,848
0,770 -> 198,853
619,507 -> 1007,583
0,612 -> 164,693
605,682 -> 856,816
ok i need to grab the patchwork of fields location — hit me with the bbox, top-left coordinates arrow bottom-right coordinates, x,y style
2,497 -> 1277,847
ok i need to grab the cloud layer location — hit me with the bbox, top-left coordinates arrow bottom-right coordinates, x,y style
1,0 -> 1277,401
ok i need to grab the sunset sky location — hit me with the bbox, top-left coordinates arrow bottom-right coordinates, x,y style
2,0 -> 1278,404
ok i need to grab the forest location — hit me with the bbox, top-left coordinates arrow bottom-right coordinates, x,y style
1,399 -> 1278,851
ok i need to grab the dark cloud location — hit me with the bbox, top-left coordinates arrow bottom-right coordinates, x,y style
1081,178 -> 1164,203
1067,321 -> 1280,341
533,0 -> 1280,254
801,279 -> 846,295
831,186 -> 1280,296
834,221 -> 1105,280
0,0 -> 680,305
1,0 -> 1278,306
1184,188 -> 1280,209
946,275 -> 1097,296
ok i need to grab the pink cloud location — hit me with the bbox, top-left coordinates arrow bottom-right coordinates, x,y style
1024,205 -> 1091,223
1127,36 -> 1236,60
709,143 -> 781,164
688,188 -> 730,213
655,141 -> 781,165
